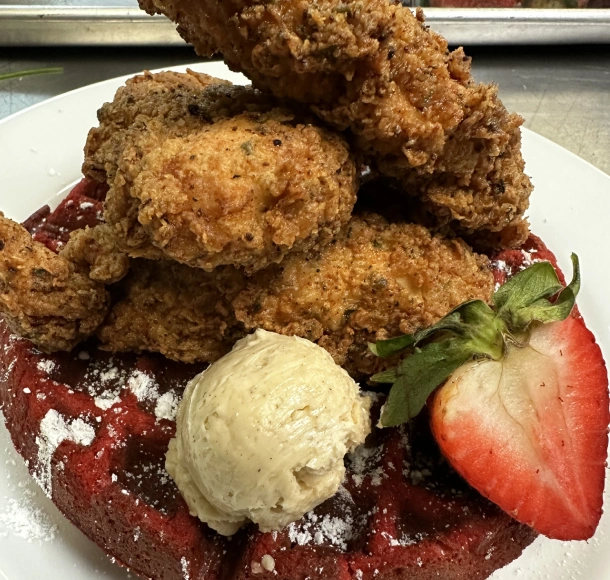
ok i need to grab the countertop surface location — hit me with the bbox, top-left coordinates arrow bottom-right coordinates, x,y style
1,44 -> 609,176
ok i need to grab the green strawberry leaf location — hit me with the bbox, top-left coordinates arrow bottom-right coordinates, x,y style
370,300 -> 502,359
0,67 -> 64,82
369,369 -> 398,384
369,334 -> 416,358
512,254 -> 580,328
369,306 -> 484,359
379,338 -> 474,427
493,260 -> 563,316
566,253 -> 581,296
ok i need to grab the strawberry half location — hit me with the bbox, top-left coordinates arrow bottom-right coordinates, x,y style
431,313 -> 608,540
370,251 -> 609,540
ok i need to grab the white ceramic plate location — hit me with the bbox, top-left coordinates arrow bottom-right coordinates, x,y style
0,62 -> 609,580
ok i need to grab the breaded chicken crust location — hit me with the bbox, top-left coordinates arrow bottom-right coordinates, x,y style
229,213 -> 494,377
96,259 -> 242,363
83,72 -> 358,272
0,214 -> 110,352
137,0 -> 531,245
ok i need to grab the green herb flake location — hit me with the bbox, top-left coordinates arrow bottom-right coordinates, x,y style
240,141 -> 254,156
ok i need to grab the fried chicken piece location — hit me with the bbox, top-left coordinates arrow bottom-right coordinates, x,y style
381,105 -> 532,246
83,70 -> 230,184
111,111 -> 358,272
84,71 -> 287,186
83,72 -> 358,272
137,0 -> 531,246
0,213 -> 110,352
96,259 -> 242,363
229,213 -> 494,377
366,127 -> 532,248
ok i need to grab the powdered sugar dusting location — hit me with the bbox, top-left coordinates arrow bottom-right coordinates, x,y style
99,366 -> 120,383
381,530 -> 417,547
0,495 -> 57,542
286,485 -> 366,552
491,251 -> 546,290
37,359 -> 55,374
155,391 -> 180,422
288,511 -> 355,551
35,410 -> 96,497
0,410 -> 58,543
76,357 -> 182,418
78,358 -> 125,404
491,259 -> 507,291
128,370 -> 159,402
181,556 -> 190,580
94,390 -> 121,410
348,441 -> 385,487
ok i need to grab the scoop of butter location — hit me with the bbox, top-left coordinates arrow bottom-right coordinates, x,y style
166,329 -> 371,536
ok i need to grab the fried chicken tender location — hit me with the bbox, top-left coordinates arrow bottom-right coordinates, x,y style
112,112 -> 357,272
83,72 -> 358,272
0,214 -> 110,352
137,0 -> 531,246
386,126 -> 532,247
83,70 -> 230,184
228,213 -> 494,377
96,260 -> 242,363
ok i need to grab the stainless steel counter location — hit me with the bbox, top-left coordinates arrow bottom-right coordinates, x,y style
1,45 -> 609,175
3,7 -> 610,47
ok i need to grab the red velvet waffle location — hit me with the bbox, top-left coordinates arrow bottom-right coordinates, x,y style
0,180 -> 538,580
